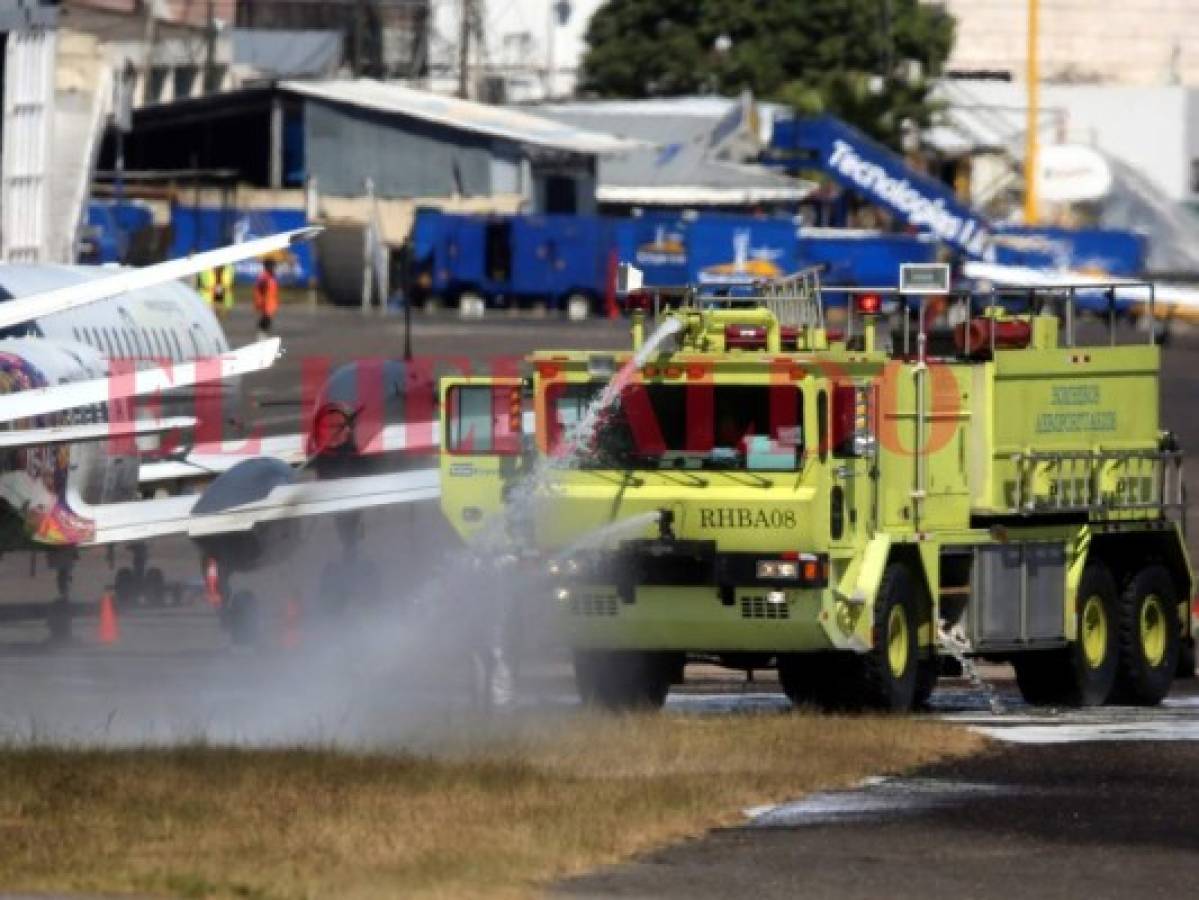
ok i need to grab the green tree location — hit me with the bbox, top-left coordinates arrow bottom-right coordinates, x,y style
579,0 -> 955,147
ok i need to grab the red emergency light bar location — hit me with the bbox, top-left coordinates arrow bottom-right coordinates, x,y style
856,293 -> 882,315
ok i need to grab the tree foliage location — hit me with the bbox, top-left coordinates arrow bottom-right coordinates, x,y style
579,0 -> 955,147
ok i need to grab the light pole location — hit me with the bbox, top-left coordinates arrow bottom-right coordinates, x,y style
1024,0 -> 1040,225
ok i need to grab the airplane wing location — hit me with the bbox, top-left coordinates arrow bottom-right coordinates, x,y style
77,468 -> 441,546
0,417 -> 195,449
137,421 -> 441,484
0,228 -> 320,331
0,338 -> 280,426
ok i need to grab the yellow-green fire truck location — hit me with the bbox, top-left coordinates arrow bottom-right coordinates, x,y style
439,266 -> 1193,711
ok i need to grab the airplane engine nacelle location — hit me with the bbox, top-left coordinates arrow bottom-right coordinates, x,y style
190,457 -> 301,572
308,359 -> 435,478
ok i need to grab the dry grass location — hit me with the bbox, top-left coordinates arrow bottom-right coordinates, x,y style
0,711 -> 981,898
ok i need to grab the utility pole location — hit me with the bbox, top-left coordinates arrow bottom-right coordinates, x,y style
1024,0 -> 1039,225
141,0 -> 158,104
203,0 -> 217,94
457,0 -> 473,99
353,0 -> 366,77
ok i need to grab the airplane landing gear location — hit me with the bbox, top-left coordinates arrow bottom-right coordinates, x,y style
46,548 -> 78,642
203,555 -> 261,646
113,543 -> 166,607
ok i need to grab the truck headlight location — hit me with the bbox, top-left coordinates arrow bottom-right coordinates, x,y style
757,560 -> 799,579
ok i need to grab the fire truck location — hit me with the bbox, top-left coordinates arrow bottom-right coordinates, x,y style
438,264 -> 1193,711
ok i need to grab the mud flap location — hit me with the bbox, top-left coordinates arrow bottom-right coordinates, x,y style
828,534 -> 891,651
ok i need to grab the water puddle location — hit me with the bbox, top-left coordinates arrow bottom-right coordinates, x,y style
745,777 -> 1009,827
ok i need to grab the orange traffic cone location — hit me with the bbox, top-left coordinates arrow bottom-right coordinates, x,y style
97,591 -> 119,645
280,597 -> 302,650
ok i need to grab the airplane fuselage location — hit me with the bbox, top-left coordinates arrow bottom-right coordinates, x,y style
0,265 -> 233,546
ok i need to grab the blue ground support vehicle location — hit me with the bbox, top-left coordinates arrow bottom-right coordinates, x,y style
80,200 -> 155,264
411,209 -> 942,316
410,210 -> 615,318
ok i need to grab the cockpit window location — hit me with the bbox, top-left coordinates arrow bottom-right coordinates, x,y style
548,382 -> 803,471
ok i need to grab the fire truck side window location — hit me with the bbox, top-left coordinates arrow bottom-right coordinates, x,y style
447,386 -> 494,454
549,382 -> 802,470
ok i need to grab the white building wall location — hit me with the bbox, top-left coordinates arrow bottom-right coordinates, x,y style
940,81 -> 1197,203
933,0 -> 1199,86
429,0 -> 605,100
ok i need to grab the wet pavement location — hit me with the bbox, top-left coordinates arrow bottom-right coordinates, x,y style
558,736 -> 1199,899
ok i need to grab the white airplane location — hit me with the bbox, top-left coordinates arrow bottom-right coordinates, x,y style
0,230 -> 438,639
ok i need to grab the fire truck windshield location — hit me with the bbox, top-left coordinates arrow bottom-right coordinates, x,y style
548,382 -> 804,471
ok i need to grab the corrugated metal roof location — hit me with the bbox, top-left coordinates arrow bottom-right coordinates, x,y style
280,79 -> 641,155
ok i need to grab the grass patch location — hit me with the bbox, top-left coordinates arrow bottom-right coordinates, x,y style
0,711 -> 981,898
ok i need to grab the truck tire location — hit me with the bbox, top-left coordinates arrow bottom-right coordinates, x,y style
573,651 -> 672,711
1114,564 -> 1180,705
459,291 -> 486,319
853,563 -> 921,710
565,293 -> 591,322
1013,562 -> 1119,706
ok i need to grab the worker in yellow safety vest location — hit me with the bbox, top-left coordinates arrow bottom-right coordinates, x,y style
197,264 -> 235,316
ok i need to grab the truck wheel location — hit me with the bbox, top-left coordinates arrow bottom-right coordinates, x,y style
573,651 -> 672,711
565,293 -> 591,322
1114,565 -> 1180,705
844,563 -> 920,711
459,291 -> 486,319
1014,562 -> 1119,707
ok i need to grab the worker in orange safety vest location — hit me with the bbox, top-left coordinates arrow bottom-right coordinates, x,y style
253,259 -> 279,341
